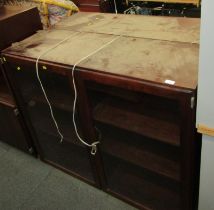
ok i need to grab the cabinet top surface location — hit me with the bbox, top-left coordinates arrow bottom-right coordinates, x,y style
55,12 -> 200,44
3,12 -> 200,90
0,5 -> 36,21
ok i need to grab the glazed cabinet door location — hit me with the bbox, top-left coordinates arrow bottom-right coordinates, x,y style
76,70 -> 199,210
4,61 -> 96,185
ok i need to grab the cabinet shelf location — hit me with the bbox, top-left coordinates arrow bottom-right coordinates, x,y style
0,76 -> 15,106
28,102 -> 83,148
98,123 -> 180,181
29,89 -> 73,113
94,97 -> 180,146
104,155 -> 180,210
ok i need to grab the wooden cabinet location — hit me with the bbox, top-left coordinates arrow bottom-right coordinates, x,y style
0,5 -> 42,153
0,5 -> 42,50
0,74 -> 32,152
2,12 -> 201,209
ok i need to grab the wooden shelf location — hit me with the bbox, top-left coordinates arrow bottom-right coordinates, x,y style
99,124 -> 180,182
0,76 -> 15,107
31,89 -> 73,113
94,97 -> 180,146
104,155 -> 180,210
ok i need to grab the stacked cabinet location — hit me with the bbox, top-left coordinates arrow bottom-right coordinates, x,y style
0,70 -> 31,151
0,5 -> 42,153
2,12 -> 201,209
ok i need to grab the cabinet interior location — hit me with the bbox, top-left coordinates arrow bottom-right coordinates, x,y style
87,81 -> 182,209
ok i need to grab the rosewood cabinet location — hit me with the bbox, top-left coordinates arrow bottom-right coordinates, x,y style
0,5 -> 42,153
0,6 -> 42,50
2,12 -> 201,209
0,72 -> 33,152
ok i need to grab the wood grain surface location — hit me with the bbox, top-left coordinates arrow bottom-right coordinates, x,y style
3,12 -> 200,90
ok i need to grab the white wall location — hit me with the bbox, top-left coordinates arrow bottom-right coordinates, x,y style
196,1 -> 214,127
197,0 -> 214,209
199,135 -> 214,210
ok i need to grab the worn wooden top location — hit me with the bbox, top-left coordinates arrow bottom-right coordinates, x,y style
3,12 -> 200,90
54,12 -> 200,44
0,5 -> 35,20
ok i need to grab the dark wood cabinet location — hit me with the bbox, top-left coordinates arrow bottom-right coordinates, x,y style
2,12 -> 201,209
0,74 -> 31,152
0,101 -> 31,152
0,5 -> 42,50
0,5 -> 42,153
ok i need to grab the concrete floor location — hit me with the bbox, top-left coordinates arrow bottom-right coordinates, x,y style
0,141 -> 136,210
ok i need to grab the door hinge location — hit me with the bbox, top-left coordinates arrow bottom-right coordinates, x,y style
13,108 -> 19,116
191,97 -> 195,109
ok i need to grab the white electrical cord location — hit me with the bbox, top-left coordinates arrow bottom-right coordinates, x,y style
72,35 -> 121,155
36,32 -> 81,143
36,31 -> 120,155
113,0 -> 118,14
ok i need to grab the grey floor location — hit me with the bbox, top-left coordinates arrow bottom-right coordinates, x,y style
0,141 -> 136,210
